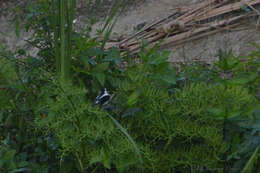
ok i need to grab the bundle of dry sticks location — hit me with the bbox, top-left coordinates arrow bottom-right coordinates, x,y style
105,0 -> 260,55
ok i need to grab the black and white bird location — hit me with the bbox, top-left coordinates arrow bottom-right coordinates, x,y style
94,88 -> 111,106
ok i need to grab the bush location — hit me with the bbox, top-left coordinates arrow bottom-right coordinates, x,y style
115,82 -> 258,172
34,84 -> 141,172
1,38 -> 260,173
1,0 -> 260,172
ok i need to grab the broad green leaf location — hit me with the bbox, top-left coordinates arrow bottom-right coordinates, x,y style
104,48 -> 121,64
155,62 -> 169,74
161,73 -> 176,85
85,47 -> 103,57
89,149 -> 111,169
149,51 -> 170,65
96,62 -> 109,72
95,73 -> 105,86
101,150 -> 111,169
227,111 -> 242,119
89,154 -> 102,165
230,78 -> 250,85
103,158 -> 111,169
77,55 -> 90,69
72,66 -> 86,74
126,91 -> 139,106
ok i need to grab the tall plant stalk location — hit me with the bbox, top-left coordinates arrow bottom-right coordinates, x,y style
50,0 -> 143,169
59,0 -> 66,81
53,0 -> 76,83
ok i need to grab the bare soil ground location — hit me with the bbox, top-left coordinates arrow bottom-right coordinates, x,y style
89,0 -> 260,63
0,0 -> 260,62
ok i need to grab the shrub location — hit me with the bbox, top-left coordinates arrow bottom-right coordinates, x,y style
34,83 -> 142,172
1,0 -> 260,172
122,83 -> 257,172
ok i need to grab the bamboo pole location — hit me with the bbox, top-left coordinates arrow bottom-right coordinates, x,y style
196,0 -> 260,21
105,0 -> 260,56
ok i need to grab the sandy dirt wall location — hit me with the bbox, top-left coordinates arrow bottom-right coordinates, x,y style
89,0 -> 260,62
0,0 -> 259,62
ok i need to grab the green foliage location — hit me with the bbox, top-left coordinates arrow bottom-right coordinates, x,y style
34,83 -> 142,172
0,53 -> 17,84
72,41 -> 124,94
226,109 -> 260,173
0,57 -> 16,107
128,83 -> 258,172
1,0 -> 260,172
0,49 -> 60,172
103,44 -> 259,172
0,146 -> 29,173
242,146 -> 260,173
215,49 -> 260,94
180,48 -> 260,96
24,0 -> 56,67
2,38 -> 258,172
177,47 -> 260,172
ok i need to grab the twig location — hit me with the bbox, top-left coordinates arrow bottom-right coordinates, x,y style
242,0 -> 260,28
242,0 -> 260,16
196,0 -> 260,21
118,11 -> 180,46
159,23 -> 241,49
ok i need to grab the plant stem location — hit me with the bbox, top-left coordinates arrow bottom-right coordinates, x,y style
76,152 -> 84,172
90,165 -> 100,173
54,0 -> 60,77
163,137 -> 173,152
59,0 -> 66,81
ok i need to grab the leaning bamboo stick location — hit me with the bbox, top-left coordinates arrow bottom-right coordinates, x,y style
159,23 -> 241,49
196,0 -> 260,21
118,11 -> 180,46
122,30 -> 156,47
150,15 -> 246,48
159,0 -> 216,33
180,0 -> 224,24
119,0 -> 220,46
177,0 -> 217,20
105,0 -> 260,55
124,32 -> 166,51
121,15 -> 246,54
185,0 -> 229,23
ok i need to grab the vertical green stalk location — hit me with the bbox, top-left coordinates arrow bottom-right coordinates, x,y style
59,0 -> 66,82
53,0 -> 75,83
54,0 -> 60,77
76,152 -> 84,172
66,0 -> 76,78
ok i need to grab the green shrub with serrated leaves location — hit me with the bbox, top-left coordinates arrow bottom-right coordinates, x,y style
1,0 -> 260,172
112,78 -> 258,172
34,83 -> 142,172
